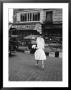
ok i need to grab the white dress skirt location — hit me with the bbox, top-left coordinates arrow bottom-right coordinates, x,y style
35,49 -> 46,60
34,37 -> 46,60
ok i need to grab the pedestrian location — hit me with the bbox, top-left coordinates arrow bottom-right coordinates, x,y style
34,34 -> 46,69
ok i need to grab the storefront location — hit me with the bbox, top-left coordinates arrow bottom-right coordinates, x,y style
9,9 -> 62,43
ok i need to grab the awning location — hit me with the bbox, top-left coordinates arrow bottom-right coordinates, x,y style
10,35 -> 18,37
24,35 -> 38,39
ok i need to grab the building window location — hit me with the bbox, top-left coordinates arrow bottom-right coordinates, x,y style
34,13 -> 37,21
28,13 -> 29,21
21,12 -> 40,22
21,13 -> 27,21
33,12 -> 40,21
24,14 -> 27,21
30,13 -> 32,21
37,13 -> 40,21
21,14 -> 23,21
46,11 -> 53,23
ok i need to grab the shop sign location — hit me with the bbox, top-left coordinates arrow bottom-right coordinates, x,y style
12,25 -> 35,30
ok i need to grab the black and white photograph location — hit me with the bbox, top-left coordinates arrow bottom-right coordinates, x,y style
3,3 -> 68,87
9,8 -> 62,80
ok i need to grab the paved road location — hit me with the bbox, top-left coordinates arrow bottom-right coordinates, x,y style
9,52 -> 62,81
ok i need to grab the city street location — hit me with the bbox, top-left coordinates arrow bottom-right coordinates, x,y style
9,51 -> 62,81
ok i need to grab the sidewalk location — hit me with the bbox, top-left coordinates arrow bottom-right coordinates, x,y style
9,52 -> 62,81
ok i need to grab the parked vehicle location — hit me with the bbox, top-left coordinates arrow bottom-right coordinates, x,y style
9,35 -> 19,55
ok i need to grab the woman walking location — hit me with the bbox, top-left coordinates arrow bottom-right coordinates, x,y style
34,35 -> 46,69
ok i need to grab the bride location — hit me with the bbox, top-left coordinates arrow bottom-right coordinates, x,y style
33,34 -> 46,69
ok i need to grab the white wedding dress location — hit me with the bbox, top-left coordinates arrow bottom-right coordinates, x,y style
35,37 -> 46,60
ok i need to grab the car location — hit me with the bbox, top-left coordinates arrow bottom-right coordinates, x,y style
9,36 -> 19,55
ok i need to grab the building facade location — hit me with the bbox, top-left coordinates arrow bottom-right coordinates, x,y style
12,9 -> 62,33
10,9 -> 62,43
